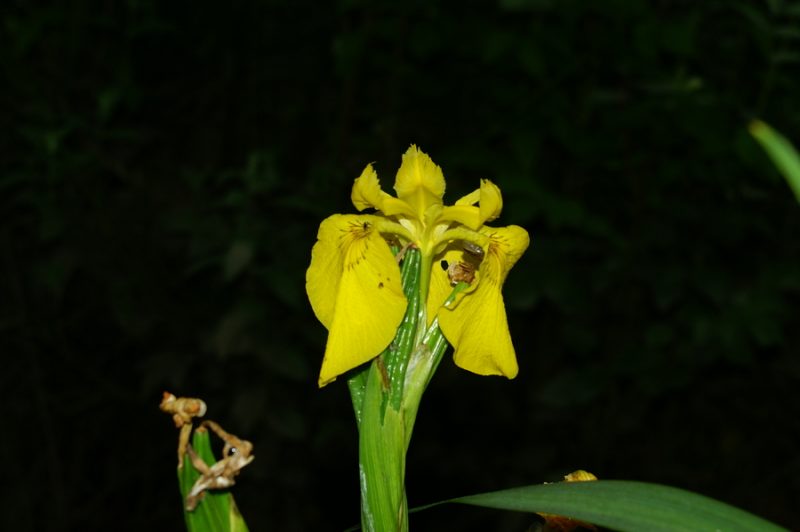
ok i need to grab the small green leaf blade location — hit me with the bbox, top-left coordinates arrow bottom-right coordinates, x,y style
450,480 -> 786,532
749,120 -> 800,203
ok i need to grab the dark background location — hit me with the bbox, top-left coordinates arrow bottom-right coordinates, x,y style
3,1 -> 800,530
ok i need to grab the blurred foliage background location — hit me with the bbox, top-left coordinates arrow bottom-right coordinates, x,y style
3,1 -> 800,530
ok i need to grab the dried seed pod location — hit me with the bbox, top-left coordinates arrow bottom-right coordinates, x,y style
160,391 -> 208,467
160,391 -> 207,427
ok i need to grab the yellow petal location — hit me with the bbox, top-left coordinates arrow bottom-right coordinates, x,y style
439,273 -> 518,378
306,215 -> 347,329
478,179 -> 503,223
306,214 -> 407,386
351,164 -> 385,212
428,226 -> 489,270
351,163 -> 416,217
439,204 -> 482,230
436,224 -> 530,378
483,224 -> 529,279
454,188 -> 479,206
393,145 -> 445,217
452,179 -> 503,227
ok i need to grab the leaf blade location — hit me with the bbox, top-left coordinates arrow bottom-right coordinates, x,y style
749,120 -> 800,204
448,480 -> 786,532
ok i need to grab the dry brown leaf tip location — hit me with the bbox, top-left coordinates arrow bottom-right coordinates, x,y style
159,391 -> 208,468
184,421 -> 255,511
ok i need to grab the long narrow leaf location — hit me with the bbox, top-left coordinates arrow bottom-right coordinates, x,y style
439,480 -> 785,532
749,120 -> 800,203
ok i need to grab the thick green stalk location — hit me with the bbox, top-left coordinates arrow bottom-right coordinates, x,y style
401,282 -> 467,440
359,361 -> 409,532
347,367 -> 368,427
355,251 -> 467,531
356,249 -> 421,532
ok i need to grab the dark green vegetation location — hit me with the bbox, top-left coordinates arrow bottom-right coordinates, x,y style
3,1 -> 799,530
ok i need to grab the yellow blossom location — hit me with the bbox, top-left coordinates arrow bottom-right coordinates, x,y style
306,145 -> 529,386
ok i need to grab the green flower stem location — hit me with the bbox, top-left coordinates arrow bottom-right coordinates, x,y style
401,282 -> 467,443
420,281 -> 468,387
355,249 -> 421,532
419,321 -> 449,390
359,360 -> 409,532
347,367 -> 368,427
354,252 -> 468,531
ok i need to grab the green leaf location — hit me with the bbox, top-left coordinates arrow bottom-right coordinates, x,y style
749,120 -> 800,203
439,480 -> 785,532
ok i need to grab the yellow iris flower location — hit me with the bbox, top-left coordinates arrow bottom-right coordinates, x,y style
307,145 -> 529,387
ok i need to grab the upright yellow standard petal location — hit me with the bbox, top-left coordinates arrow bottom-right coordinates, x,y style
452,179 -> 503,227
477,179 -> 503,224
352,164 -> 416,217
393,145 -> 445,217
438,204 -> 482,230
435,225 -> 529,378
351,164 -> 385,212
306,214 -> 407,386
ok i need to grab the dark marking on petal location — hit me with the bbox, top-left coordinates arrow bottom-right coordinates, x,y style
378,282 -> 384,289
440,260 -> 449,270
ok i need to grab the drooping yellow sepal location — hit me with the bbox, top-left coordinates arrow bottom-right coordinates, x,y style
306,214 -> 407,386
434,225 -> 530,378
